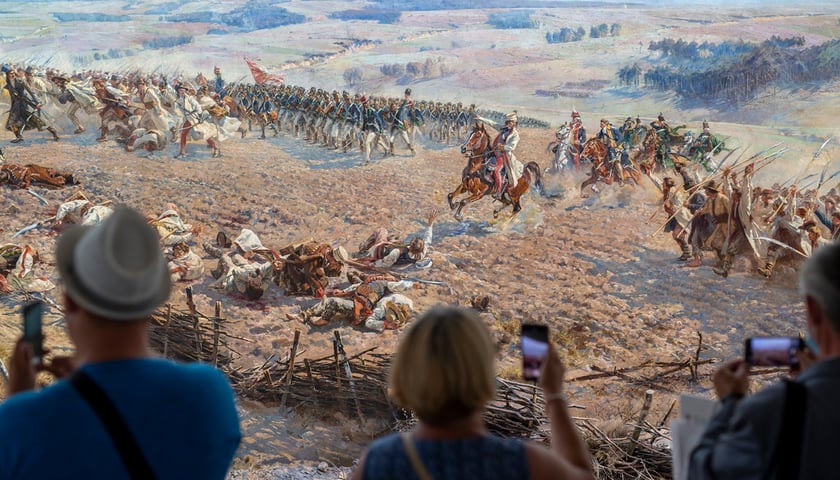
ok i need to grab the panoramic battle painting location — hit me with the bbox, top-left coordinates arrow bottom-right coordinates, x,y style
1,0 -> 838,476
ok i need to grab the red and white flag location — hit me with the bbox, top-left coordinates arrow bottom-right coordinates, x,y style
244,58 -> 285,85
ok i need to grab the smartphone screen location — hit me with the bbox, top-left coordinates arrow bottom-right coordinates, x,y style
521,324 -> 549,381
745,337 -> 803,367
22,300 -> 44,361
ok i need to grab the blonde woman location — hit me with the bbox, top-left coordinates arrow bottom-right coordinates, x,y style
351,306 -> 594,480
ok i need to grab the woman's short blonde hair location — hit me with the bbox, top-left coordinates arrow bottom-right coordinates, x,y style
389,305 -> 496,425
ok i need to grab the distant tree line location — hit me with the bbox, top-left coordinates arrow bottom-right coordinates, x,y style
378,57 -> 452,82
619,37 -> 840,104
329,9 -> 401,24
487,11 -> 537,29
648,36 -> 805,61
53,13 -> 130,22
545,27 -> 586,44
546,23 -> 620,44
142,36 -> 194,50
72,49 -> 136,65
165,2 -> 304,32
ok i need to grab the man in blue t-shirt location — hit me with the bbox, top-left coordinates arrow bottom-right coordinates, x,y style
0,207 -> 241,479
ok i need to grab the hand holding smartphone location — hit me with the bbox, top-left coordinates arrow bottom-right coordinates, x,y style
521,324 -> 549,381
744,337 -> 804,367
22,300 -> 44,364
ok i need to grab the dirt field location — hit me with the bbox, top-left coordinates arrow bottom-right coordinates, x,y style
0,122 -> 808,473
1,1 -> 838,475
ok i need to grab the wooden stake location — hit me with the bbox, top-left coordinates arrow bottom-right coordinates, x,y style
281,330 -> 301,409
628,389 -> 654,455
691,331 -> 703,382
185,287 -> 202,356
212,301 -> 223,366
335,330 -> 364,423
333,338 -> 341,390
304,359 -> 316,408
163,303 -> 172,358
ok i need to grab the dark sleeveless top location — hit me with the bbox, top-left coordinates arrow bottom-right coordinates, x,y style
363,433 -> 528,480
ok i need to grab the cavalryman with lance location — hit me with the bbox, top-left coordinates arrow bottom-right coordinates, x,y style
689,120 -> 724,168
650,113 -> 676,168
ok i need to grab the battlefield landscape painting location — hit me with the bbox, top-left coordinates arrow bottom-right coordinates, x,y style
1,0 -> 839,477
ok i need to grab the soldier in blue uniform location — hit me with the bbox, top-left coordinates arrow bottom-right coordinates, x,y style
213,66 -> 225,96
598,118 -> 624,183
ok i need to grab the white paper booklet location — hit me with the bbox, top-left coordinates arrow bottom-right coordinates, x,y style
671,393 -> 719,480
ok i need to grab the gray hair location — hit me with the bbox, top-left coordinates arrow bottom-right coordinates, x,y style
799,243 -> 840,331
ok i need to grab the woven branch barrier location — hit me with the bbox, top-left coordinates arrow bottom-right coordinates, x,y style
146,299 -> 725,479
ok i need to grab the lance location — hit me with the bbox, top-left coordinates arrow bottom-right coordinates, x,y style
769,137 -> 832,219
783,172 -> 818,189
710,146 -> 742,176
815,144 -> 836,194
751,236 -> 809,258
701,136 -> 730,168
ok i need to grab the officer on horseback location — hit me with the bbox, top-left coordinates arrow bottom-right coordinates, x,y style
475,112 -> 520,200
569,110 -> 586,168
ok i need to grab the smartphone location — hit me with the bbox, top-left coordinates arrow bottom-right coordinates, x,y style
521,324 -> 549,381
745,337 -> 804,367
22,300 -> 44,362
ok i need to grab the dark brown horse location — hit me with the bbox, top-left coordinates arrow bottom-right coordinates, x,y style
578,138 -> 641,198
634,128 -> 690,175
447,123 -> 543,221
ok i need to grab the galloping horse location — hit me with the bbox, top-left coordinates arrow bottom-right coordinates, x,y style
545,123 -> 573,174
634,128 -> 691,175
578,138 -> 641,198
447,123 -> 543,221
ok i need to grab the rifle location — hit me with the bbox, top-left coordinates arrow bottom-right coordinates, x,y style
403,277 -> 447,287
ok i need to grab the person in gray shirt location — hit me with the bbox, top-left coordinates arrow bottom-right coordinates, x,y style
689,242 -> 840,479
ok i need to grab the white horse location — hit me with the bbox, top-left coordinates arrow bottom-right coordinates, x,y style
545,122 -> 573,174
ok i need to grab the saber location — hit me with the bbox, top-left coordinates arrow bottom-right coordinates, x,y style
751,236 -> 809,258
26,188 -> 48,205
12,216 -> 55,238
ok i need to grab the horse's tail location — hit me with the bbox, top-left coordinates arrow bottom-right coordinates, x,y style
525,161 -> 545,196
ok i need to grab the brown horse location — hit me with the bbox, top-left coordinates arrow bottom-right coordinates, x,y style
578,138 -> 641,198
447,123 -> 543,221
634,128 -> 691,175
0,163 -> 76,189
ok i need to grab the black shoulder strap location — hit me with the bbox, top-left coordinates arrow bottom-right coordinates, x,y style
774,380 -> 807,480
70,370 -> 158,480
